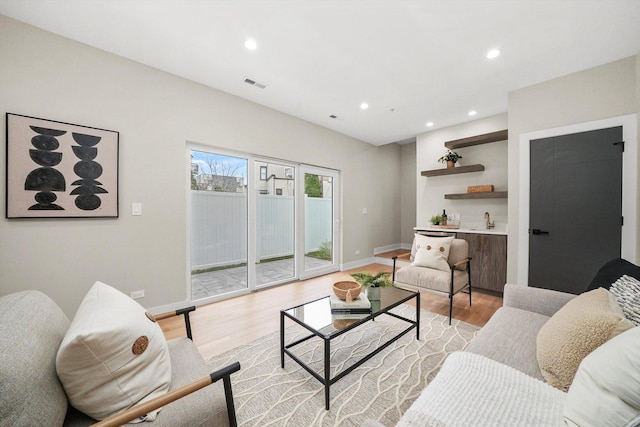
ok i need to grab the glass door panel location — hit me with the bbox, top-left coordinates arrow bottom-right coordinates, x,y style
255,160 -> 296,287
190,150 -> 248,301
302,167 -> 339,278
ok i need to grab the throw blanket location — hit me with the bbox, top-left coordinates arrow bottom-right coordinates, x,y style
397,352 -> 566,427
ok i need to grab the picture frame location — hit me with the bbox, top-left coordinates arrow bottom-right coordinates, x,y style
5,113 -> 119,218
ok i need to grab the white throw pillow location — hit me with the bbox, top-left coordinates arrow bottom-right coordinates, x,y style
563,326 -> 640,427
412,235 -> 453,272
56,281 -> 171,421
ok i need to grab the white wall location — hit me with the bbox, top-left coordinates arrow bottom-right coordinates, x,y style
400,142 -> 417,245
0,15 -> 402,317
507,56 -> 639,284
416,114 -> 508,230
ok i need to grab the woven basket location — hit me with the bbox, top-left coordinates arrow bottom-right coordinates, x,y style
332,281 -> 362,302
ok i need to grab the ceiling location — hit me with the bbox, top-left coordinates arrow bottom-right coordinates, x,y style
2,1 -> 640,146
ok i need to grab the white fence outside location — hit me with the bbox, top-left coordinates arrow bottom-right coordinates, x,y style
191,191 -> 332,270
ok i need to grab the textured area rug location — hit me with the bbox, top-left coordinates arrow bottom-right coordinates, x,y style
206,305 -> 479,427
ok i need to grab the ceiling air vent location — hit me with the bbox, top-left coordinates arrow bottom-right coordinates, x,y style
243,77 -> 266,89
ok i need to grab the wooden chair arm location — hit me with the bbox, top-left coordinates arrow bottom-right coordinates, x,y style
154,306 -> 196,340
451,257 -> 471,269
91,361 -> 241,427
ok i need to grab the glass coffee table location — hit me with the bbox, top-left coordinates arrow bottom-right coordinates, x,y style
280,287 -> 419,409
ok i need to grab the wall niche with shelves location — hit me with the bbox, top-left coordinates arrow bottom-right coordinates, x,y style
422,128 -> 508,199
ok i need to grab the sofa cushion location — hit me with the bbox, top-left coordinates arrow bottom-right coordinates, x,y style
536,288 -> 634,390
586,257 -> 640,291
610,275 -> 640,326
465,306 -> 549,381
56,281 -> 171,421
0,291 -> 70,426
395,265 -> 468,294
412,235 -> 453,272
563,326 -> 640,427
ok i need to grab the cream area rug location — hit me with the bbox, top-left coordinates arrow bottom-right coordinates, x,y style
206,305 -> 479,427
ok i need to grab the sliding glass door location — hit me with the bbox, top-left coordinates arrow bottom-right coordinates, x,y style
189,146 -> 339,302
254,160 -> 296,288
300,166 -> 340,279
189,150 -> 248,301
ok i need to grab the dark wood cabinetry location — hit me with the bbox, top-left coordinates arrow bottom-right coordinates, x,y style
457,233 -> 507,294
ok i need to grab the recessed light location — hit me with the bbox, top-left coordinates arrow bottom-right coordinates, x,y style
245,39 -> 257,50
486,48 -> 501,59
468,110 -> 477,116
426,122 -> 434,127
360,102 -> 369,110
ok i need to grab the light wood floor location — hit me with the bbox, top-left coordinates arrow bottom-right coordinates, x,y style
158,263 -> 503,360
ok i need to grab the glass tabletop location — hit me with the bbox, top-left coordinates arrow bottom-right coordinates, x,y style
282,287 -> 416,336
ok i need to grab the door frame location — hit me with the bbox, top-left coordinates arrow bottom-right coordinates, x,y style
517,114 -> 638,285
186,143 -> 342,304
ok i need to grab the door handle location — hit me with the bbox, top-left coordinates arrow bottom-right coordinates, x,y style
530,229 -> 550,235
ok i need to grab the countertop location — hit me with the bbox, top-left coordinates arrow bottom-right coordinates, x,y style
414,225 -> 508,236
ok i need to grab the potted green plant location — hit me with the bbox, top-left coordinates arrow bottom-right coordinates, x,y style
350,271 -> 393,300
430,215 -> 443,225
438,150 -> 463,168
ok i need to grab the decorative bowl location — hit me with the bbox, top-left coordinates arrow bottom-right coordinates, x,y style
332,281 -> 362,302
332,318 -> 360,330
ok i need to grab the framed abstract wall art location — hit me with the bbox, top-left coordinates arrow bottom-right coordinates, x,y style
5,113 -> 119,218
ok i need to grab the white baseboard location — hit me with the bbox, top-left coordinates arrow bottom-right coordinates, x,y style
340,257 -> 376,271
374,243 -> 412,254
374,243 -> 402,254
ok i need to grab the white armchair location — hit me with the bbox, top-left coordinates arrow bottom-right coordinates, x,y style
392,236 -> 472,324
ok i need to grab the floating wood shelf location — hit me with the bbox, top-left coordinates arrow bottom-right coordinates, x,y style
421,164 -> 485,177
444,191 -> 508,200
445,129 -> 508,150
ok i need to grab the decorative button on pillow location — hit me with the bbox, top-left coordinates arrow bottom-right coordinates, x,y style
412,235 -> 454,272
56,281 -> 171,421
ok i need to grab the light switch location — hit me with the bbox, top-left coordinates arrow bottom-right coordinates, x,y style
132,202 -> 142,216
362,208 -> 367,215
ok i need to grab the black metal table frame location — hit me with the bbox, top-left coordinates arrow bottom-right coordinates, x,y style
280,290 -> 420,410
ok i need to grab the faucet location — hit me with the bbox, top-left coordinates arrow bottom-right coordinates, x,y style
484,212 -> 495,229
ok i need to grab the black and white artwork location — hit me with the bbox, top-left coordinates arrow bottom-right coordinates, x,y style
6,113 -> 119,218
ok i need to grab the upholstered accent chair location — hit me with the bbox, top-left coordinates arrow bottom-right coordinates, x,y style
392,236 -> 472,324
0,288 -> 241,427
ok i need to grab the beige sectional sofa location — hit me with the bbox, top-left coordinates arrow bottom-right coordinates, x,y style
366,282 -> 640,427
